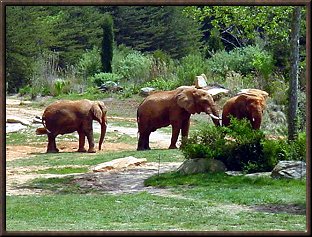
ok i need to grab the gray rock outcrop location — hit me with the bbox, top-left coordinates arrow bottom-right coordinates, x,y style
177,158 -> 227,175
271,160 -> 306,179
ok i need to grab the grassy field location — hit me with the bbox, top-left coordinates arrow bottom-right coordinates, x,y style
5,96 -> 307,232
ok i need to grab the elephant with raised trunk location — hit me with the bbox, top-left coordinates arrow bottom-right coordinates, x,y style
36,99 -> 107,153
137,87 -> 221,150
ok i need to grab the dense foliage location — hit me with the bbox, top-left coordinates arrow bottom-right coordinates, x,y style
181,118 -> 306,173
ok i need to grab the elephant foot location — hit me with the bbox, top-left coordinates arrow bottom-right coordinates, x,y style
168,145 -> 177,149
78,148 -> 87,153
87,148 -> 96,153
47,149 -> 59,153
137,146 -> 151,151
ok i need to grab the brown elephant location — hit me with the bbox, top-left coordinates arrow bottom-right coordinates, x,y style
222,89 -> 268,129
137,87 -> 221,150
36,99 -> 107,153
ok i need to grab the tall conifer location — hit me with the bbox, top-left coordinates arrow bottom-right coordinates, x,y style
101,14 -> 114,73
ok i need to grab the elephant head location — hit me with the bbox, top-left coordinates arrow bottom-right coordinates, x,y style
91,101 -> 107,150
238,94 -> 267,129
176,88 -> 221,126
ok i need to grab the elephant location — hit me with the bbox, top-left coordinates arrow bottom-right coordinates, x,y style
36,99 -> 107,153
222,89 -> 268,129
137,87 -> 221,150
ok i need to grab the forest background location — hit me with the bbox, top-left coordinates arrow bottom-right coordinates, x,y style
5,5 -> 307,138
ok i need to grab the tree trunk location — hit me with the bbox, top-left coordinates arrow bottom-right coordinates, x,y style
288,6 -> 301,141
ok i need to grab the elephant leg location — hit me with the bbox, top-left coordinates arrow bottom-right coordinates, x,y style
47,133 -> 59,153
85,129 -> 96,153
180,119 -> 190,148
77,130 -> 87,153
169,122 -> 181,149
137,131 -> 151,150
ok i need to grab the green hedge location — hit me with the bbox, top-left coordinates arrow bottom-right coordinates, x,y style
180,118 -> 306,173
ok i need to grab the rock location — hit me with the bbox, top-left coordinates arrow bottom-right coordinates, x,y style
6,116 -> 31,126
194,74 -> 208,88
225,171 -> 244,176
245,172 -> 272,178
92,156 -> 147,172
271,160 -> 306,179
177,158 -> 227,175
33,116 -> 42,124
98,81 -> 123,93
206,87 -> 229,97
140,87 -> 156,96
6,123 -> 27,133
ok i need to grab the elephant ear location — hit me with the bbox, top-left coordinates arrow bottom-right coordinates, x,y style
91,102 -> 107,123
176,89 -> 197,114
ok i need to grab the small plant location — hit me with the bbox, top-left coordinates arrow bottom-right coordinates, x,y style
77,47 -> 102,78
90,72 -> 122,87
143,75 -> 180,91
180,118 -> 292,173
52,79 -> 70,96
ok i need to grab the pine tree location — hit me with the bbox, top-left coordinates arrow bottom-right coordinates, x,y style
100,14 -> 114,73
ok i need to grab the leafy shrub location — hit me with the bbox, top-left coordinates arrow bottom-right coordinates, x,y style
89,73 -> 122,87
206,45 -> 274,79
52,79 -> 70,96
113,50 -> 152,84
181,123 -> 228,160
263,132 -> 306,162
143,75 -> 180,91
77,47 -> 101,78
180,118 -> 301,173
176,53 -> 210,85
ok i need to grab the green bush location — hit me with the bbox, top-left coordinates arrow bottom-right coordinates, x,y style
263,132 -> 306,163
77,47 -> 101,78
52,79 -> 70,96
206,45 -> 274,79
181,123 -> 228,160
180,118 -> 306,174
143,75 -> 180,91
89,73 -> 122,87
113,50 -> 152,84
176,53 -> 209,85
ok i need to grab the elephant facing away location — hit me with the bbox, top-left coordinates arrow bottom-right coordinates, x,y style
36,99 -> 107,153
222,89 -> 268,129
137,87 -> 221,150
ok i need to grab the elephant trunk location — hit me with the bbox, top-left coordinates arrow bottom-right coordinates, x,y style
98,116 -> 107,150
207,106 -> 221,126
251,111 -> 262,129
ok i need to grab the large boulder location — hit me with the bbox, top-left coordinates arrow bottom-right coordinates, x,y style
271,160 -> 306,179
194,74 -> 208,88
177,158 -> 226,175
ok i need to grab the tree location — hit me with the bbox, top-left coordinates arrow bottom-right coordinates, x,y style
288,7 -> 301,141
101,14 -> 114,73
106,6 -> 202,58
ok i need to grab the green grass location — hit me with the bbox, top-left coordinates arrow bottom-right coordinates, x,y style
145,172 -> 306,206
6,192 -> 306,231
35,167 -> 89,174
7,149 -> 185,168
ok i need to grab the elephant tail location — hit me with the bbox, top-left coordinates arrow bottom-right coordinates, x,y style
36,116 -> 51,135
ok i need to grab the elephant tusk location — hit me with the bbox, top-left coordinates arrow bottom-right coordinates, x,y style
208,113 -> 221,120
